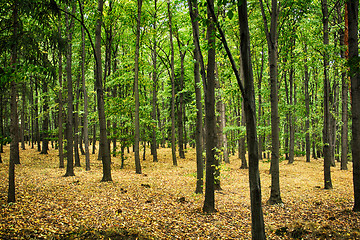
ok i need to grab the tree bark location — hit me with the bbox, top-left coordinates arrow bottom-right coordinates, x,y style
64,6 -> 75,177
304,45 -> 311,163
151,0 -> 158,162
8,0 -> 19,203
95,0 -> 112,181
188,0 -> 204,194
134,0 -> 143,174
322,0 -> 332,189
168,1 -> 177,167
348,0 -> 360,211
260,0 -> 282,204
238,1 -> 266,237
203,0 -> 216,213
58,12 -> 64,168
340,3 -> 348,170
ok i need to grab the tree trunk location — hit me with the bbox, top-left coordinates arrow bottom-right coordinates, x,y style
95,0 -> 112,181
58,12 -> 64,168
8,0 -> 19,203
151,0 -> 158,162
348,0 -> 360,211
134,0 -> 143,174
238,1 -> 266,237
64,6 -> 75,177
35,78 -> 41,153
188,0 -> 204,194
168,1 -> 177,167
203,0 -> 216,213
304,45 -> 311,162
260,0 -> 282,204
322,0 -> 332,189
41,80 -> 49,154
20,83 -> 25,150
340,3 -> 348,170
74,74 -> 81,167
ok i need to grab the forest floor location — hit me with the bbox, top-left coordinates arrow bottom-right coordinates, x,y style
0,145 -> 359,239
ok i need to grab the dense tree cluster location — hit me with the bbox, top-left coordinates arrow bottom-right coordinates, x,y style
0,0 -> 359,238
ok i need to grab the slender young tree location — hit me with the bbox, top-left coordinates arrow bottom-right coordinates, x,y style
348,0 -> 360,211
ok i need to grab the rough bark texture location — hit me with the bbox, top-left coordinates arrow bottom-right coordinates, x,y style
322,0 -> 333,189
348,0 -> 360,211
203,0 -> 216,213
260,0 -> 282,204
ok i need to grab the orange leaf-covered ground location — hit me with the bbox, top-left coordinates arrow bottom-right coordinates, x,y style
0,145 -> 359,239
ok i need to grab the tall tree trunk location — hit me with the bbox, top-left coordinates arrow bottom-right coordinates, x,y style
95,0 -> 112,181
260,0 -> 282,204
188,0 -> 204,194
238,1 -> 266,237
168,1 -> 177,167
322,0 -> 332,189
340,3 -> 348,170
304,45 -> 311,163
8,0 -> 19,203
348,0 -> 360,211
64,6 -> 75,177
134,0 -> 143,174
151,0 -> 158,162
58,12 -> 64,168
203,0 -> 216,213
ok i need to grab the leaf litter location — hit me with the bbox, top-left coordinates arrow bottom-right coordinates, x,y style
0,145 -> 359,239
